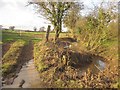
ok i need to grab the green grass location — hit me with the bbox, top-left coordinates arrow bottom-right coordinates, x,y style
34,42 -> 48,72
2,30 -> 68,44
2,30 -> 44,43
102,38 -> 118,47
31,38 -> 42,43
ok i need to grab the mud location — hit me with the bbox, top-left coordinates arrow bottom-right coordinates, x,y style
2,41 -> 34,86
2,42 -> 12,57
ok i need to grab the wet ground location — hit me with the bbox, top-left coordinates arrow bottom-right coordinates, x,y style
2,41 -> 34,88
2,59 -> 41,88
89,58 -> 106,73
77,54 -> 106,74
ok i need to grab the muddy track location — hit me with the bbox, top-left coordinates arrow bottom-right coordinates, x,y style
14,41 -> 34,75
2,41 -> 42,88
17,41 -> 33,66
3,41 -> 34,85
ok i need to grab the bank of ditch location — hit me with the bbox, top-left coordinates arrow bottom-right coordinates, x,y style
33,38 -> 118,88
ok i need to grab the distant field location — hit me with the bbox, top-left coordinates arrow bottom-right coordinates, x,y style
2,30 -> 68,43
2,30 -> 45,43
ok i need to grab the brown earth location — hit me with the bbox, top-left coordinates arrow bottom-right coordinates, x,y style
2,42 -> 12,57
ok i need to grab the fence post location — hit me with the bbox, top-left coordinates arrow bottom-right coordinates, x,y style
46,25 -> 51,42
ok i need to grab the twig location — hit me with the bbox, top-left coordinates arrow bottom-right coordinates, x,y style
94,64 -> 102,72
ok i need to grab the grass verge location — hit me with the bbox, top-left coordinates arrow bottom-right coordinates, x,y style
2,40 -> 25,77
34,41 -> 48,72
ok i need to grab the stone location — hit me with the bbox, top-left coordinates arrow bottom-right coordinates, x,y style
19,79 -> 25,88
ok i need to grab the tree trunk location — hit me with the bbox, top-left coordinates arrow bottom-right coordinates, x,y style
54,4 -> 62,42
55,26 -> 60,42
54,16 -> 62,42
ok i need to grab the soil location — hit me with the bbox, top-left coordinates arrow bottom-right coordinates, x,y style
17,41 -> 33,65
34,34 -> 45,38
2,42 -> 12,57
58,37 -> 77,42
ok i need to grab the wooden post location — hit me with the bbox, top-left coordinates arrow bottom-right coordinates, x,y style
46,25 -> 51,42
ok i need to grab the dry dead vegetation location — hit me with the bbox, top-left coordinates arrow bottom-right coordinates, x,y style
34,38 -> 118,88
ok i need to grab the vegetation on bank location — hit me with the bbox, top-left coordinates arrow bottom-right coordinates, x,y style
34,41 -> 48,71
33,38 -> 118,88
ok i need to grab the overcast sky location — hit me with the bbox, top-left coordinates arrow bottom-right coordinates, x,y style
0,0 -> 118,31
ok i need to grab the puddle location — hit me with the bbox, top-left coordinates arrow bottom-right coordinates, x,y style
90,57 -> 106,73
77,55 -> 106,76
97,60 -> 106,70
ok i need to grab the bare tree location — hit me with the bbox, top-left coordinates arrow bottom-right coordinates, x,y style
33,27 -> 37,31
28,0 -> 82,42
39,26 -> 45,32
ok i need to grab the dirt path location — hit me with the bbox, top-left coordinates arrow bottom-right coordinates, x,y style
3,59 -> 41,88
2,41 -> 42,88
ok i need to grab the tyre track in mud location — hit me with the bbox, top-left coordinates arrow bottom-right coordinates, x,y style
2,41 -> 35,88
